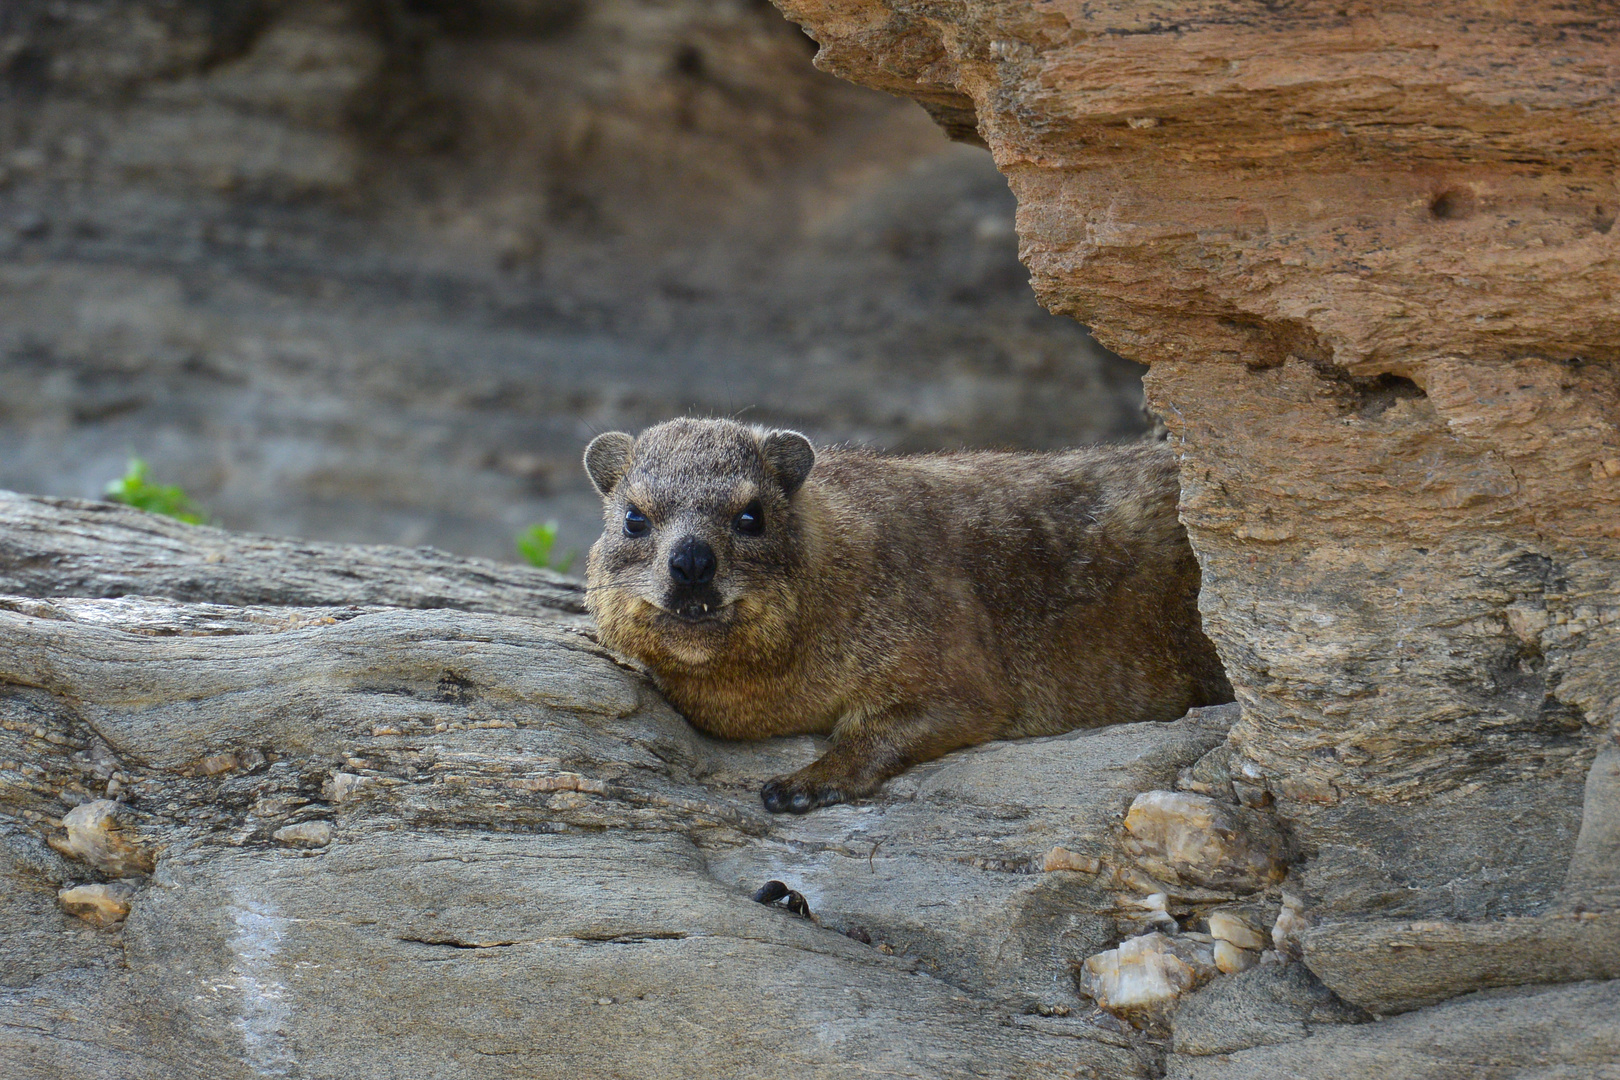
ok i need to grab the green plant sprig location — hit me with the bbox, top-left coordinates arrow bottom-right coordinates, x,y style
516,520 -> 577,574
104,458 -> 207,524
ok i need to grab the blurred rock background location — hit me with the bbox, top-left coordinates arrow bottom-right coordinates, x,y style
0,0 -> 1145,561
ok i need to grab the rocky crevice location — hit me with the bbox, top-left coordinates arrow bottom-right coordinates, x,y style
756,1 -> 1618,1074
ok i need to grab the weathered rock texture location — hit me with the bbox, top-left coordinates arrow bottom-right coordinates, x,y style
0,489 -> 585,615
7,493 -> 1617,1076
8,2 -> 1620,1075
0,492 -> 1605,1077
1168,980 -> 1620,1080
772,0 -> 1620,893
0,491 -> 1204,1076
0,0 -> 1145,559
763,0 -> 1619,1070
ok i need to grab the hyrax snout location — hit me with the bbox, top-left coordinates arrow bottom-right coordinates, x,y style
584,417 -> 1232,814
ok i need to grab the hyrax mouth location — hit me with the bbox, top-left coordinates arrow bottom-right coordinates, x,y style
661,585 -> 728,624
656,533 -> 731,623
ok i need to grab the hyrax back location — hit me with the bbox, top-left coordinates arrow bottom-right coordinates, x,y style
584,417 -> 1232,813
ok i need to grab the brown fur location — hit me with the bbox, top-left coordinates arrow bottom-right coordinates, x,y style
583,417 -> 1232,813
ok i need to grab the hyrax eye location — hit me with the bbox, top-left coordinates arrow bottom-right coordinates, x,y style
623,506 -> 650,538
734,500 -> 764,536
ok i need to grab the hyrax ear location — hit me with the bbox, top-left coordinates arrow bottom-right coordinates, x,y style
761,429 -> 815,495
583,432 -> 636,497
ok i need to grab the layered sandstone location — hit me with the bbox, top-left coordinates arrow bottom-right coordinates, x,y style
773,0 -> 1619,907
767,0 -> 1620,1070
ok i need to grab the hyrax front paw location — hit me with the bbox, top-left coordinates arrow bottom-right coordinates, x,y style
760,772 -> 847,814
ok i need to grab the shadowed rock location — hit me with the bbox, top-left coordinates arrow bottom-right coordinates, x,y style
1171,963 -> 1368,1057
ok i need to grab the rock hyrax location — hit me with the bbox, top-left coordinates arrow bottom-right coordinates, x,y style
583,418 -> 1232,813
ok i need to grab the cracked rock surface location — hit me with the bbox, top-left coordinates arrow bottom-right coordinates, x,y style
3,492 -> 1205,1078
6,492 -> 1617,1076
1167,980 -> 1620,1080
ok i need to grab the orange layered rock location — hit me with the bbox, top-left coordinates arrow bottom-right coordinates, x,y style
774,0 -> 1620,922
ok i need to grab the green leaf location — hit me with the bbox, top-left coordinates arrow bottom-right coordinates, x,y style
516,520 -> 577,573
104,458 -> 206,524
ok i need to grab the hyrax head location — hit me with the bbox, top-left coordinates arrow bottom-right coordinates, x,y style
582,418 -> 815,667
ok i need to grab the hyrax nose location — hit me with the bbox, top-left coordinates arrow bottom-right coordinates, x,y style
668,536 -> 717,587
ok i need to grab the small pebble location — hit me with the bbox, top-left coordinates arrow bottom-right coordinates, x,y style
1122,790 -> 1287,891
49,800 -> 152,876
58,882 -> 136,928
327,773 -> 370,804
1272,892 -> 1309,958
1043,846 -> 1101,874
1208,909 -> 1267,951
273,821 -> 333,848
1079,931 -> 1219,1026
1213,939 -> 1258,974
198,753 -> 239,776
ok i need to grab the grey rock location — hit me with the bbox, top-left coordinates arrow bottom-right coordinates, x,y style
1176,743 -> 1237,803
0,598 -> 639,772
104,831 -> 1147,1080
0,861 -> 124,990
0,490 -> 585,616
0,498 -> 1225,1076
1563,745 -> 1620,912
1301,745 -> 1620,1014
0,0 -> 1146,564
1303,912 -> 1620,1016
1171,962 -> 1368,1056
1167,980 -> 1620,1080
1289,767 -> 1589,922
